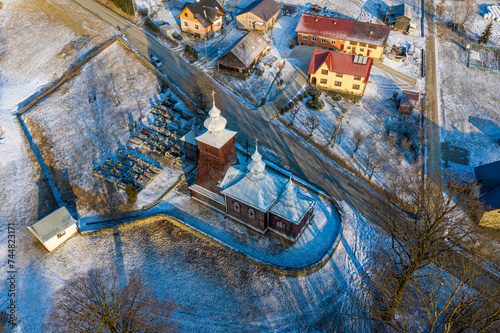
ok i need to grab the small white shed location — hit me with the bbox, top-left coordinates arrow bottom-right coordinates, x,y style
27,206 -> 78,252
159,23 -> 176,37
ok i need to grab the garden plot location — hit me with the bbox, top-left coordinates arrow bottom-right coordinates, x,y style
21,41 -> 189,219
437,38 -> 500,178
273,66 -> 423,188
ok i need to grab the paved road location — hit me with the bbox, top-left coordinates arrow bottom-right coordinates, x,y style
423,0 -> 442,182
72,0 -> 385,222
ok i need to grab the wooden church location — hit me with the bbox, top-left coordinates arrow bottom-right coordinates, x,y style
184,97 -> 315,241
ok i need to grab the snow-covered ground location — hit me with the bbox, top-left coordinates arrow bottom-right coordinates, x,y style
274,65 -> 423,189
436,0 -> 500,179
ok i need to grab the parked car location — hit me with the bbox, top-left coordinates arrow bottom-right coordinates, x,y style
171,32 -> 183,41
151,56 -> 162,67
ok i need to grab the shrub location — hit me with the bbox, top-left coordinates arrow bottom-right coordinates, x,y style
138,7 -> 149,16
288,102 -> 294,109
144,18 -> 159,33
303,91 -> 308,98
261,97 -> 266,105
284,105 -> 290,112
125,184 -> 138,202
279,79 -> 284,86
279,108 -> 286,115
298,94 -> 304,101
293,97 -> 299,104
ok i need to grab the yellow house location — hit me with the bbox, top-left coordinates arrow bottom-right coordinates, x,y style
176,0 -> 225,39
308,49 -> 373,96
235,0 -> 282,34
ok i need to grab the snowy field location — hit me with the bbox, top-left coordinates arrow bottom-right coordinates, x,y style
21,41 -> 185,219
436,1 -> 500,179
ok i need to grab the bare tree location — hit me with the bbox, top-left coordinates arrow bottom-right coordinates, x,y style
351,130 -> 366,157
290,103 -> 300,125
448,0 -> 476,31
368,167 -> 480,322
45,269 -> 177,333
184,72 -> 223,116
306,115 -> 320,135
328,123 -> 338,147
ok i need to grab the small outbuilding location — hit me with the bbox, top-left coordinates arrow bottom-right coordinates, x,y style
216,30 -> 270,77
384,4 -> 412,32
27,206 -> 78,252
475,161 -> 500,228
236,0 -> 282,34
181,126 -> 200,163
398,90 -> 420,115
159,23 -> 176,37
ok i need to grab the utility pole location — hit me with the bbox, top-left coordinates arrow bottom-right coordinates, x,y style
205,35 -> 208,65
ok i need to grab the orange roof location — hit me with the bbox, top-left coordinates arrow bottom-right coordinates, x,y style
307,49 -> 373,81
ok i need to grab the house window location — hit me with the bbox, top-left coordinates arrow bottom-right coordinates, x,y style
233,202 -> 240,213
335,81 -> 342,86
57,230 -> 66,239
302,35 -> 308,40
321,38 -> 326,43
336,73 -> 343,78
217,22 -> 220,27
184,12 -> 188,17
360,48 -> 365,52
321,69 -> 328,75
195,24 -> 199,30
353,84 -> 360,90
350,41 -> 357,45
368,44 -> 377,49
347,46 -> 351,49
311,36 -> 317,41
248,209 -> 255,219
277,221 -> 286,229
359,43 -> 366,47
331,40 -> 336,45
354,76 -> 361,80
184,21 -> 188,27
320,78 -> 327,84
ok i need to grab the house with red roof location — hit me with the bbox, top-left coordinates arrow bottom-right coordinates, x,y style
308,49 -> 373,95
295,13 -> 391,59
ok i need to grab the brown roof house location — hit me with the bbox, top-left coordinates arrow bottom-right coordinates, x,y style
216,30 -> 270,77
176,0 -> 225,39
398,90 -> 420,115
189,97 -> 316,241
384,4 -> 412,32
236,0 -> 282,34
475,160 -> 500,228
295,13 -> 391,59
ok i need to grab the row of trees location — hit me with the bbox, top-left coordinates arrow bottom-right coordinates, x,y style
109,0 -> 135,16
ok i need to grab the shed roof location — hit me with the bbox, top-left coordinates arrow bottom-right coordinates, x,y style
218,30 -> 269,68
475,160 -> 500,182
400,90 -> 420,109
177,0 -> 225,28
386,4 -> 412,19
236,0 -> 282,22
27,206 -> 77,243
307,49 -> 373,79
480,184 -> 500,210
295,13 -> 390,47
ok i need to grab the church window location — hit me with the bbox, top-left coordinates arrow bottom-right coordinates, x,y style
233,202 -> 240,213
248,209 -> 255,219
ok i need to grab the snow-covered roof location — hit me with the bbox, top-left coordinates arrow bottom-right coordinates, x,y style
269,178 -> 316,224
195,97 -> 236,148
27,206 -> 77,243
221,145 -> 286,211
190,184 -> 226,205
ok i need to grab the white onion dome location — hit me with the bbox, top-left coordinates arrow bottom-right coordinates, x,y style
282,176 -> 297,206
203,98 -> 227,133
247,143 -> 266,181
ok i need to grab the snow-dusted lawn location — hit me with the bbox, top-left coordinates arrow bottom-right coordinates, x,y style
21,41 -> 187,219
15,197 -> 381,332
435,1 -> 500,179
274,65 -> 422,188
